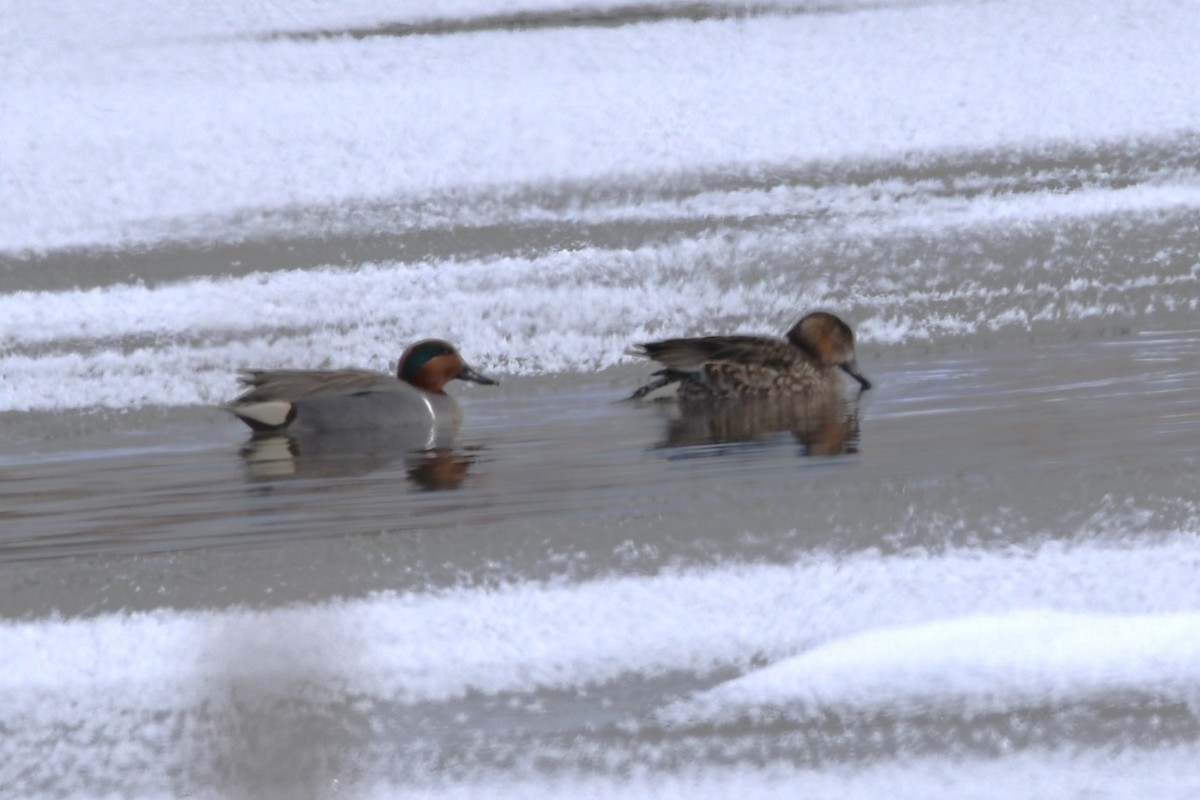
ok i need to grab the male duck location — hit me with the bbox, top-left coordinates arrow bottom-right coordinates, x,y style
228,339 -> 497,434
627,311 -> 872,401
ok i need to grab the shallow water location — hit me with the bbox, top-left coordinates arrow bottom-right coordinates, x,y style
2,330 -> 1198,584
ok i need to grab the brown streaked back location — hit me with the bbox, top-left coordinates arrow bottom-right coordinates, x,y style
633,334 -> 794,371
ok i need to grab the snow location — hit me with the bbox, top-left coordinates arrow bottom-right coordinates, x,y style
5,0 -> 1200,252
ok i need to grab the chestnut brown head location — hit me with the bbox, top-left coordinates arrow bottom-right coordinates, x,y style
398,339 -> 498,394
786,312 -> 872,391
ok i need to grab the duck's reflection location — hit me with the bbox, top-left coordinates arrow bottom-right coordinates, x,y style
650,393 -> 863,456
404,446 -> 476,491
239,426 -> 477,490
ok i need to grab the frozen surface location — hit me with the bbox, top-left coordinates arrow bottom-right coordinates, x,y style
5,539 -> 1200,704
4,180 -> 1200,412
5,0 -> 1200,252
5,0 -> 1200,412
361,748 -> 1200,800
668,610 -> 1200,722
4,538 -> 1200,795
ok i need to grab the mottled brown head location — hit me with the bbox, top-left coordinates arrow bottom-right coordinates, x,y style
398,339 -> 498,394
786,312 -> 872,390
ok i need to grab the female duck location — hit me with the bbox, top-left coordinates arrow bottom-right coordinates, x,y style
627,311 -> 871,401
228,339 -> 497,434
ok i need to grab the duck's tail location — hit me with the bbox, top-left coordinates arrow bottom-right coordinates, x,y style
626,368 -> 700,402
225,399 -> 297,432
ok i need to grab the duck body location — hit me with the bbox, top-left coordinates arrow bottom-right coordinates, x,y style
628,312 -> 872,402
227,339 -> 497,435
230,368 -> 464,434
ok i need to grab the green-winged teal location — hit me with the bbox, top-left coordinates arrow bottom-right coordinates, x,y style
227,339 -> 497,434
627,311 -> 872,401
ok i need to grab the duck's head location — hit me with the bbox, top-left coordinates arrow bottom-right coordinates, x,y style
786,312 -> 872,391
398,339 -> 499,394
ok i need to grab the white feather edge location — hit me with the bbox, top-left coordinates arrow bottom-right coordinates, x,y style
228,400 -> 294,428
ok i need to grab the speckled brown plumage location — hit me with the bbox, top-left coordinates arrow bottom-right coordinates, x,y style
628,311 -> 872,402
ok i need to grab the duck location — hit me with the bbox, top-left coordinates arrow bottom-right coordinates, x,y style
227,339 -> 498,434
627,311 -> 872,402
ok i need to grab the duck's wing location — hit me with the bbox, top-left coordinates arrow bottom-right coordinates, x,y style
233,368 -> 391,403
227,368 -> 398,433
630,335 -> 797,370
626,335 -> 802,400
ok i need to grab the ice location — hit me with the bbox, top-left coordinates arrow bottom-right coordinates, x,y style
4,0 -> 1200,252
4,175 -> 1199,412
665,610 -> 1200,724
5,535 -> 1200,794
358,748 -> 1200,800
3,536 -> 1198,710
5,0 -> 1200,412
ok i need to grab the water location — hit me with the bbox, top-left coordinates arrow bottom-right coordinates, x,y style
3,0 -> 1200,797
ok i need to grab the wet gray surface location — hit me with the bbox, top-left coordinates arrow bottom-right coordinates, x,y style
2,328 -> 1197,617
